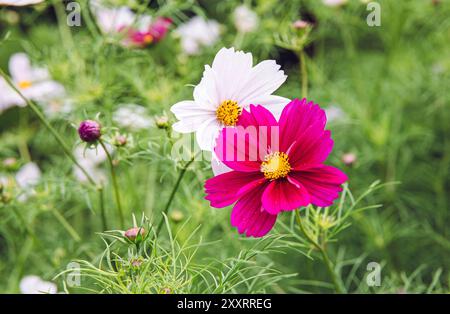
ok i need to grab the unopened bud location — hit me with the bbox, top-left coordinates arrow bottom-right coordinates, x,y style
170,210 -> 184,222
78,120 -> 102,143
293,20 -> 310,29
113,134 -> 127,147
155,116 -> 170,129
161,287 -> 172,294
124,227 -> 146,241
342,153 -> 357,166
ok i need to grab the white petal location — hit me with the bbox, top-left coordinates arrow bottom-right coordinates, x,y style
237,60 -> 287,106
0,78 -> 25,111
195,117 -> 221,151
25,81 -> 66,102
19,275 -> 57,294
211,47 -> 253,101
194,66 -> 221,108
0,0 -> 44,7
15,162 -> 41,189
251,95 -> 291,120
211,152 -> 232,176
9,53 -> 32,82
171,100 -> 215,133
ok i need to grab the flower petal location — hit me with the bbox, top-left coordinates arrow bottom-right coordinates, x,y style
231,185 -> 277,237
9,53 -> 32,82
171,100 -> 216,133
237,60 -> 287,106
196,117 -> 221,151
261,177 -> 310,215
204,171 -> 264,208
290,165 -> 347,207
278,98 -> 327,152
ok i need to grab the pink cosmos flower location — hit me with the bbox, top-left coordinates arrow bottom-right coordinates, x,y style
127,17 -> 172,47
204,98 -> 348,237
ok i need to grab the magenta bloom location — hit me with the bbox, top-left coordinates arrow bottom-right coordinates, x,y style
204,98 -> 348,237
78,120 -> 101,143
128,17 -> 172,47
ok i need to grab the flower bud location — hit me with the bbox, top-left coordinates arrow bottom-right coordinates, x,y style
131,258 -> 143,268
113,134 -> 127,147
3,157 -> 18,170
78,120 -> 102,143
161,287 -> 172,294
341,153 -> 357,166
124,227 -> 145,241
155,115 -> 170,129
293,20 -> 310,30
170,210 -> 184,223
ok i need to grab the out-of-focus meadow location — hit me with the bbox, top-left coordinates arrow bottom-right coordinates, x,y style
0,0 -> 449,293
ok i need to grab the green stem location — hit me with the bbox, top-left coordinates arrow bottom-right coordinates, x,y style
299,50 -> 308,99
295,209 -> 345,293
155,157 -> 195,236
99,139 -> 124,228
0,69 -> 97,187
98,185 -> 108,231
52,209 -> 81,242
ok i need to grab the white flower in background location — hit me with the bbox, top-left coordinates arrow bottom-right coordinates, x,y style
325,105 -> 346,123
92,5 -> 142,34
171,47 -> 289,151
322,0 -> 347,7
15,162 -> 41,189
73,146 -> 112,184
176,16 -> 220,55
233,5 -> 259,33
0,53 -> 65,112
0,0 -> 44,6
42,98 -> 73,119
113,104 -> 153,131
20,275 -> 57,294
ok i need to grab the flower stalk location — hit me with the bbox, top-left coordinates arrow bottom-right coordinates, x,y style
155,156 -> 195,236
296,209 -> 345,293
99,139 -> 124,228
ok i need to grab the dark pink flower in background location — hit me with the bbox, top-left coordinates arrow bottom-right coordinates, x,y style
204,98 -> 348,237
128,17 -> 172,47
78,120 -> 101,143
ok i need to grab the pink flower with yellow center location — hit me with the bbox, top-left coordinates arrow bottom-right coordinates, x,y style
204,98 -> 348,237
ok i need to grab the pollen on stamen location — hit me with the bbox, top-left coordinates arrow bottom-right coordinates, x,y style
261,152 -> 291,180
216,100 -> 242,126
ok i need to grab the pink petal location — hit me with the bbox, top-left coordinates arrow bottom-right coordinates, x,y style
204,171 -> 264,208
289,129 -> 334,168
261,177 -> 311,215
238,105 -> 278,128
290,165 -> 348,207
231,185 -> 277,237
214,126 -> 263,171
278,98 -> 327,152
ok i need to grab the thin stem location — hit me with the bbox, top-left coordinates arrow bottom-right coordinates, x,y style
155,156 -> 195,236
295,209 -> 345,293
98,185 -> 108,231
0,69 -> 97,187
299,50 -> 308,99
99,139 -> 124,228
52,209 -> 81,242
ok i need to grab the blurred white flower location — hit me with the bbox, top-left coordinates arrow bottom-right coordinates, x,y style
73,146 -> 111,184
323,0 -> 347,7
92,5 -> 140,34
171,47 -> 289,151
233,5 -> 259,33
113,104 -> 153,131
0,0 -> 44,6
20,275 -> 57,294
325,105 -> 346,123
42,98 -> 73,119
0,53 -> 65,113
15,162 -> 41,189
176,16 -> 220,55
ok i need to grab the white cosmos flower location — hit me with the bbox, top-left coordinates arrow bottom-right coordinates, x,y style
0,0 -> 44,6
176,16 -> 220,55
113,104 -> 153,131
20,275 -> 57,294
0,53 -> 65,113
233,5 -> 259,33
15,162 -> 41,189
170,47 -> 289,151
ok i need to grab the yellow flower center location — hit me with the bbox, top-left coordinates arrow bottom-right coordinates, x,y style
18,80 -> 32,89
143,34 -> 153,44
216,100 -> 242,126
261,152 -> 291,180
